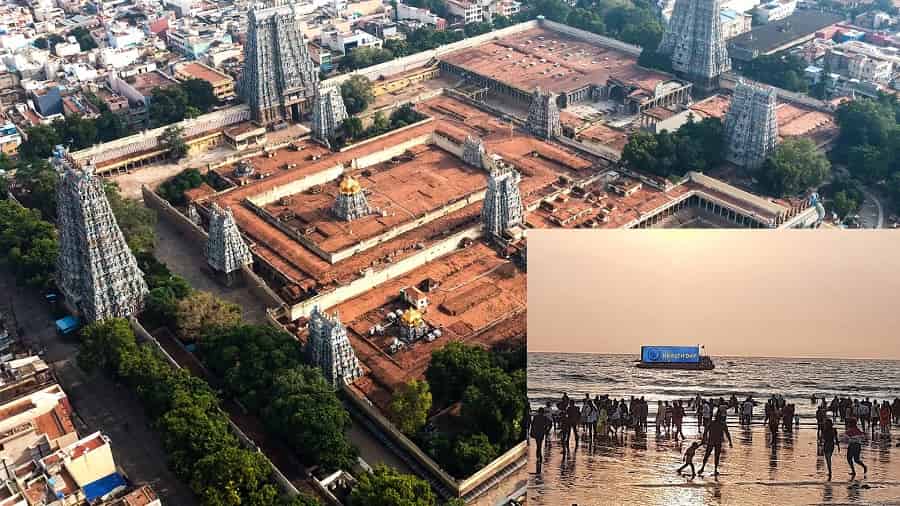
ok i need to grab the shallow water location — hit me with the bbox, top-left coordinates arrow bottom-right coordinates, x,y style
529,353 -> 900,418
528,420 -> 900,505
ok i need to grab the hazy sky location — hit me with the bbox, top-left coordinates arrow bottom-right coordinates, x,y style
528,230 -> 900,359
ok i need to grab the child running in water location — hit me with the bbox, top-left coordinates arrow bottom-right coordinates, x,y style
844,419 -> 868,478
677,441 -> 702,478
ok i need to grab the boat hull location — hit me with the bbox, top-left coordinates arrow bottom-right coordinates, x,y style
635,361 -> 715,370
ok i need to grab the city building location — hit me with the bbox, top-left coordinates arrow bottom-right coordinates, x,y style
0,384 -> 78,474
332,175 -> 370,221
166,22 -> 233,59
526,88 -> 560,140
320,28 -> 383,56
241,0 -> 320,124
482,167 -> 524,237
721,8 -> 752,40
753,0 -> 797,24
727,11 -> 843,62
658,0 -> 732,85
0,121 -> 21,155
306,306 -> 363,388
825,40 -> 898,84
310,82 -> 348,142
396,2 -> 446,30
174,61 -> 236,101
55,150 -> 148,322
723,80 -> 778,168
206,203 -> 253,281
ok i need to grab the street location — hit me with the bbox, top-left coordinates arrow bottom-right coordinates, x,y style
0,271 -> 198,505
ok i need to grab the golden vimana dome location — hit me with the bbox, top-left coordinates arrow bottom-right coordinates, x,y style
400,308 -> 423,326
339,175 -> 362,195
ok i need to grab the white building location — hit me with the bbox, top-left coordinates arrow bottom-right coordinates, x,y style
321,28 -> 382,55
107,22 -> 145,49
721,8 -> 752,39
753,0 -> 796,24
826,40 -> 898,84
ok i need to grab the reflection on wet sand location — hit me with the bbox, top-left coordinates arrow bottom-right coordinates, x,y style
529,419 -> 900,505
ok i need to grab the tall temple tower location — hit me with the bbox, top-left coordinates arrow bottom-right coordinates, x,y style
241,0 -> 320,124
482,168 -> 524,237
307,306 -> 363,388
206,203 -> 253,283
311,83 -> 349,143
56,154 -> 147,322
724,80 -> 778,169
526,89 -> 561,140
657,0 -> 731,87
332,175 -> 370,221
462,136 -> 487,169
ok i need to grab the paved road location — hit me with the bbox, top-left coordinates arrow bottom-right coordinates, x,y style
0,272 -> 197,505
859,186 -> 884,229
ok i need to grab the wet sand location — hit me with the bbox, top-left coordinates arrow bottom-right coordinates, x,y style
529,418 -> 900,505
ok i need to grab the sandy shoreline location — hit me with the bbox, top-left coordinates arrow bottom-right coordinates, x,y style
528,418 -> 900,505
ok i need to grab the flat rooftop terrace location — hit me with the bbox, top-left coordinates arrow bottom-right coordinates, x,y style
309,241 -> 526,411
689,94 -> 839,146
439,26 -> 669,96
204,94 -> 595,296
261,144 -> 488,255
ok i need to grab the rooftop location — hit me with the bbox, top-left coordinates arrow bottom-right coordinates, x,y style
728,11 -> 844,59
175,61 -> 233,85
439,26 -> 668,96
128,70 -> 178,96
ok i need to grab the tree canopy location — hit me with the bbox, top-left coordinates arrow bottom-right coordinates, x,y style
349,465 -> 437,506
157,168 -> 205,206
742,52 -> 809,93
0,200 -> 58,288
620,116 -> 724,179
197,324 -> 357,471
759,137 -> 831,197
389,380 -> 432,435
77,318 -> 305,506
340,75 -> 375,115
175,291 -> 242,342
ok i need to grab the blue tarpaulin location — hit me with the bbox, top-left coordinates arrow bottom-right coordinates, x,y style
55,316 -> 80,335
83,473 -> 126,502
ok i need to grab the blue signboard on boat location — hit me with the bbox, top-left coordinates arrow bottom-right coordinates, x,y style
641,346 -> 700,363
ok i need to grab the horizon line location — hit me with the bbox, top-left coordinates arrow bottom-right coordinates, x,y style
527,350 -> 900,361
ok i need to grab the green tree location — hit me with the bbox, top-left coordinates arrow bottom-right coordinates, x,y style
157,168 -> 204,206
150,86 -> 190,125
13,158 -> 57,219
831,190 -> 860,219
340,47 -> 395,71
78,318 -> 139,374
389,380 -> 432,435
70,26 -> 97,50
426,342 -> 492,407
759,138 -> 831,197
0,200 -> 58,288
451,433 -> 499,477
19,124 -> 61,159
105,181 -> 157,255
198,324 -> 305,411
160,126 -> 189,160
158,404 -> 236,477
190,446 -> 282,506
262,366 -> 357,471
340,75 -> 375,115
461,367 -> 526,449
349,465 -> 437,506
175,291 -> 242,341
181,79 -> 218,113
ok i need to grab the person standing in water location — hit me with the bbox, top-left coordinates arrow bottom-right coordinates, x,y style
845,418 -> 868,478
673,400 -> 685,440
530,407 -> 552,465
819,417 -> 840,481
698,413 -> 733,476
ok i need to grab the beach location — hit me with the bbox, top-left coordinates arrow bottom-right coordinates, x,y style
528,416 -> 900,505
